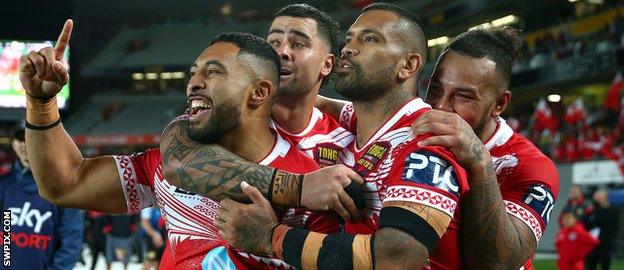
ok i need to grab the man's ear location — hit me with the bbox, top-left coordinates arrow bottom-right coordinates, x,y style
249,79 -> 275,106
320,53 -> 335,78
398,53 -> 423,80
491,90 -> 511,118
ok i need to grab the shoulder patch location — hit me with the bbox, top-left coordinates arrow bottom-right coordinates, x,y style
402,150 -> 459,196
522,184 -> 556,225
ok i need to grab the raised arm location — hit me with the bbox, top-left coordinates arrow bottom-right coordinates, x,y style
22,19 -> 127,213
315,95 -> 350,121
414,110 -> 541,269
160,116 -> 365,220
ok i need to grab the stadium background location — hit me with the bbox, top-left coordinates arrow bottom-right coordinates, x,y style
1,0 -> 623,269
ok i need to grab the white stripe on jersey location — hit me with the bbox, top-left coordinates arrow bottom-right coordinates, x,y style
113,155 -> 155,213
485,117 -> 514,150
504,200 -> 544,243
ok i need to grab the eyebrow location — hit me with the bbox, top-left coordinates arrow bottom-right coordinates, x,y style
269,28 -> 311,41
346,28 -> 383,38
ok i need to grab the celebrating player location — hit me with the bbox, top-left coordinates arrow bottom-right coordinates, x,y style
414,27 -> 560,269
215,4 -> 471,269
19,20 -> 360,268
160,4 -> 364,224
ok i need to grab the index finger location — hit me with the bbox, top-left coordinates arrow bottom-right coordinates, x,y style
345,168 -> 364,185
54,19 -> 73,61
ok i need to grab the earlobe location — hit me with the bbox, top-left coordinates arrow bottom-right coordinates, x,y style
492,90 -> 511,117
320,54 -> 335,77
399,53 -> 423,80
249,80 -> 274,106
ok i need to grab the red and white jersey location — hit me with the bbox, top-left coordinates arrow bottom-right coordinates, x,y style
112,131 -> 324,270
430,118 -> 560,270
272,107 -> 355,167
488,118 -> 559,270
339,98 -> 470,239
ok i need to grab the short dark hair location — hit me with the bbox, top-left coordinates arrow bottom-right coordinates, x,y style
445,27 -> 522,89
210,32 -> 281,84
12,128 -> 25,142
362,2 -> 428,60
274,4 -> 341,56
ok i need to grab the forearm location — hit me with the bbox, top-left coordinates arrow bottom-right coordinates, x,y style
160,119 -> 302,205
315,95 -> 349,121
25,97 -> 86,199
141,219 -> 159,238
271,225 -> 426,270
460,162 -> 527,269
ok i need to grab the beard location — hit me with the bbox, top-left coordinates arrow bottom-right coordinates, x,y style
188,99 -> 241,144
473,106 -> 492,138
335,60 -> 396,102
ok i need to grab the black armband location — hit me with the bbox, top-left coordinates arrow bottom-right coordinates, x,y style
379,206 -> 440,254
25,118 -> 62,131
280,228 -> 373,270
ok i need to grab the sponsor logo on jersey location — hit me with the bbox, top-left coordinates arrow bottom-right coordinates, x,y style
174,187 -> 197,196
402,150 -> 459,196
355,142 -> 390,176
314,143 -> 341,167
522,184 -> 555,225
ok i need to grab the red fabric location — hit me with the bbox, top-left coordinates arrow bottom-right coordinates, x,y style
532,99 -> 558,132
605,72 -> 624,111
555,223 -> 599,270
564,98 -> 587,125
158,242 -> 174,270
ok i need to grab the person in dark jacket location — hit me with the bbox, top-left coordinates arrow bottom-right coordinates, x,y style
585,189 -> 620,270
0,128 -> 84,270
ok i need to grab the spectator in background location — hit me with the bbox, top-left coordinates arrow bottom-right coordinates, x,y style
0,128 -> 83,270
556,210 -> 600,270
564,185 -> 594,221
85,211 -> 109,270
140,207 -> 166,270
105,214 -> 138,270
585,189 -> 620,270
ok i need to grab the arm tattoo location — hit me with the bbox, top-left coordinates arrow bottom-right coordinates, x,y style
160,118 -> 277,202
374,227 -> 428,269
460,161 -> 534,269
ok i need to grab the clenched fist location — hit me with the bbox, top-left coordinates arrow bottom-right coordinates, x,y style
19,19 -> 73,99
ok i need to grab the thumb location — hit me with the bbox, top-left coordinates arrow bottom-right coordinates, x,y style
241,181 -> 266,204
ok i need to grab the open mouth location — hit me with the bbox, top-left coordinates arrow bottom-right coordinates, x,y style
336,60 -> 354,74
187,98 -> 213,121
280,67 -> 294,78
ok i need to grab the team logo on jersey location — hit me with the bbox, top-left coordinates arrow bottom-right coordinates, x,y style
314,143 -> 341,167
402,150 -> 459,197
522,184 -> 555,225
355,142 -> 390,176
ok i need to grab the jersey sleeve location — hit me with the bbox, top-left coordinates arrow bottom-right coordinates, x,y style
338,103 -> 357,133
383,142 -> 469,220
111,148 -> 159,214
501,155 -> 559,243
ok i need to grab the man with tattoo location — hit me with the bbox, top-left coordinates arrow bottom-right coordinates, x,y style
19,20 -> 359,268
414,27 -> 560,269
215,3 -> 472,269
161,4 -> 365,225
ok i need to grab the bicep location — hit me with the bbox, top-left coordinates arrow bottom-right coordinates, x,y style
374,227 -> 428,270
57,156 -> 127,213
